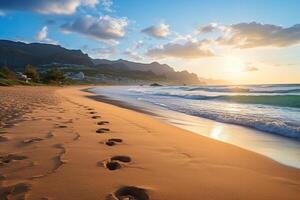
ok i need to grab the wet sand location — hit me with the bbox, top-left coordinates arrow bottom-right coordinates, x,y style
0,86 -> 300,200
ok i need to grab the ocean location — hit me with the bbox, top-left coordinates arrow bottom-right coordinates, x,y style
90,84 -> 300,168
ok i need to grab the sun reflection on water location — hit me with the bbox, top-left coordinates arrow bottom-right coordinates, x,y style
210,125 -> 224,140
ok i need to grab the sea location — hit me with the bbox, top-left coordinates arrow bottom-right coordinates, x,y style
90,84 -> 300,168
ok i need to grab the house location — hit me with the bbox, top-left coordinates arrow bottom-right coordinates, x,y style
16,72 -> 31,83
66,72 -> 85,80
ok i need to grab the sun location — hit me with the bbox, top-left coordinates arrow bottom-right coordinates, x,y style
223,55 -> 246,81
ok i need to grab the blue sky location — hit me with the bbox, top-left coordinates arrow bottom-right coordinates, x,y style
0,0 -> 300,84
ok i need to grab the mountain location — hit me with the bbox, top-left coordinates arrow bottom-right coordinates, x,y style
0,40 -> 228,85
93,59 -> 174,75
93,59 -> 202,84
0,40 -> 93,69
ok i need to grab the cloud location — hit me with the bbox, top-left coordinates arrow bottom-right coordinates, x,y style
243,64 -> 258,72
0,10 -> 5,16
142,23 -> 170,38
132,40 -> 144,50
36,26 -> 48,41
123,49 -> 143,61
197,23 -> 219,34
0,0 -> 99,15
61,15 -> 129,45
99,0 -> 113,12
35,26 -> 58,44
218,22 -> 300,48
123,40 -> 144,61
146,39 -> 215,59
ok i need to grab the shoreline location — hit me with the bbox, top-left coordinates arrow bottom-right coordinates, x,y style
87,86 -> 300,169
87,94 -> 157,116
1,86 -> 300,199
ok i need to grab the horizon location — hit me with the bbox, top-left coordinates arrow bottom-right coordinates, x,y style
0,0 -> 300,84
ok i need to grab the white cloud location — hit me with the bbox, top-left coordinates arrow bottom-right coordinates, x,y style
35,26 -> 58,44
36,26 -> 48,41
217,22 -> 300,48
196,23 -> 232,41
197,23 -> 219,34
0,0 -> 99,15
132,40 -> 144,50
142,23 -> 170,38
123,40 -> 144,61
123,49 -> 143,61
61,15 -> 129,45
99,0 -> 113,12
146,39 -> 215,59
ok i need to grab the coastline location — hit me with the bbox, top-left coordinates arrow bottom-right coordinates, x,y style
88,86 -> 300,169
1,86 -> 300,199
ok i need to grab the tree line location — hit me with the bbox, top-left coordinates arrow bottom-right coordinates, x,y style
0,65 -> 68,85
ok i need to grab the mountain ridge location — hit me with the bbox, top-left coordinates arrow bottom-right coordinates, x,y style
0,40 -> 228,85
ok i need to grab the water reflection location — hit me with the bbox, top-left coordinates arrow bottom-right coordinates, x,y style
210,125 -> 223,140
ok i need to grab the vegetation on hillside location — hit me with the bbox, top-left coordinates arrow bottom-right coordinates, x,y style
0,65 -> 68,86
62,64 -> 167,82
24,64 -> 39,82
41,68 -> 67,84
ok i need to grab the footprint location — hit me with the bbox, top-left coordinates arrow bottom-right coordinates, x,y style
23,137 -> 43,144
97,121 -> 109,125
96,128 -> 110,134
0,183 -> 31,200
89,111 -> 97,114
46,131 -> 54,138
108,138 -> 122,143
0,154 -> 28,165
101,155 -> 131,171
111,155 -> 131,163
87,108 -> 94,111
109,186 -> 149,200
92,116 -> 101,119
104,161 -> 122,171
105,138 -> 123,146
57,125 -> 67,128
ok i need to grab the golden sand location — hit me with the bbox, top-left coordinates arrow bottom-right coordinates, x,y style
0,86 -> 299,200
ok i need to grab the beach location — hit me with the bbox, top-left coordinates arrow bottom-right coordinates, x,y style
1,86 -> 300,200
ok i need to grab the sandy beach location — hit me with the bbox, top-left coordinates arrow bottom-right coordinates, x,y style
0,86 -> 300,200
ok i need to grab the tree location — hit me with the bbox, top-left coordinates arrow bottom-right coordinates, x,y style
0,71 -> 6,79
24,64 -> 39,81
42,68 -> 66,84
0,66 -> 16,79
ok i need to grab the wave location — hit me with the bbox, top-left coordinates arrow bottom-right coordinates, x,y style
186,87 -> 300,94
177,107 -> 300,138
140,97 -> 300,138
220,95 -> 300,108
92,86 -> 300,139
187,87 -> 250,92
144,91 -> 300,108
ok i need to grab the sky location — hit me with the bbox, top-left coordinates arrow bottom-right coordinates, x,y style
0,0 -> 300,84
